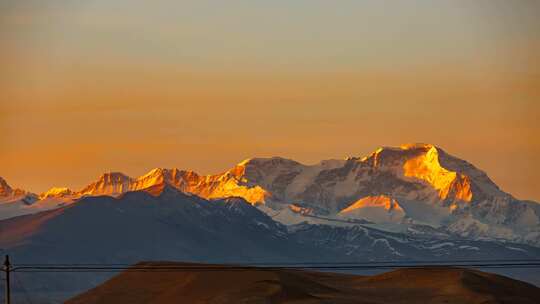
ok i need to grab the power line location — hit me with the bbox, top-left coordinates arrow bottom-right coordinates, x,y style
4,255 -> 539,303
10,262 -> 540,273
8,257 -> 540,274
12,258 -> 540,267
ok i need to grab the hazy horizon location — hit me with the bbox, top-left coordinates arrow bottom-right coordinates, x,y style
1,1 -> 539,201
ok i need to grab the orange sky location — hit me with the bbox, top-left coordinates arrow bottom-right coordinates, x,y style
1,1 -> 539,201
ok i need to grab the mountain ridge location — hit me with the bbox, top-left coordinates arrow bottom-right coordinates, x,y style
0,144 -> 516,203
1,143 -> 539,246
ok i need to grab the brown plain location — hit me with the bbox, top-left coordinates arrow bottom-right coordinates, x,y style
67,263 -> 540,304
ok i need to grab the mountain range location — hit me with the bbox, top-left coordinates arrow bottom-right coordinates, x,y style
2,143 -> 540,302
2,183 -> 540,302
2,143 -> 539,246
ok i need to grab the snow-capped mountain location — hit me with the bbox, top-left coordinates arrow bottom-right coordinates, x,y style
2,185 -> 540,302
1,143 -> 539,246
39,187 -> 75,199
0,177 -> 39,220
224,144 -> 540,246
0,177 -> 35,202
210,144 -> 540,246
0,185 -> 334,301
0,184 -> 312,264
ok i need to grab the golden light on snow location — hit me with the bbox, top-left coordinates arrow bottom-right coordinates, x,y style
26,145 -> 480,214
338,195 -> 406,223
54,166 -> 270,206
340,195 -> 403,213
402,145 -> 472,202
39,187 -> 74,200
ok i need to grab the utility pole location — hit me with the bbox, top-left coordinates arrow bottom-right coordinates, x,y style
3,255 -> 10,304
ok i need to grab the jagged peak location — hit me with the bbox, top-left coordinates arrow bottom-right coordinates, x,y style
136,168 -> 201,188
360,143 -> 439,159
0,176 -> 12,190
0,176 -> 14,197
76,171 -> 134,196
358,144 -> 441,164
399,143 -> 436,150
237,158 -> 253,167
139,167 -> 173,179
238,157 -> 346,172
230,157 -> 302,180
0,177 -> 29,198
236,156 -> 300,167
139,168 -> 199,179
2,144 -> 506,209
97,171 -> 132,181
39,187 -> 74,199
355,144 -> 474,202
134,168 -> 177,191
145,167 -> 167,175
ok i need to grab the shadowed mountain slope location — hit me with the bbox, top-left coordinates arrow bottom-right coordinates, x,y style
2,184 -> 540,303
0,184 -> 325,264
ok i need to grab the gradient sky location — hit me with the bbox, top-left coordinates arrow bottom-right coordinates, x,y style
1,1 -> 539,201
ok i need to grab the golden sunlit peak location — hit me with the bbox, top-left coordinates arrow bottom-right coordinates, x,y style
237,158 -> 253,167
0,177 -> 26,197
237,157 -> 296,165
340,195 -> 403,213
39,187 -> 74,199
360,147 -> 385,162
136,168 -> 166,183
99,172 -> 131,180
0,177 -> 12,191
360,144 -> 438,162
355,144 -> 473,202
402,145 -> 472,202
139,168 -> 192,181
140,168 -> 174,178
400,143 -> 435,150
147,167 -> 167,174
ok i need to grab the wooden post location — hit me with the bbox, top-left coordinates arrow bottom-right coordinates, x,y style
3,255 -> 10,304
